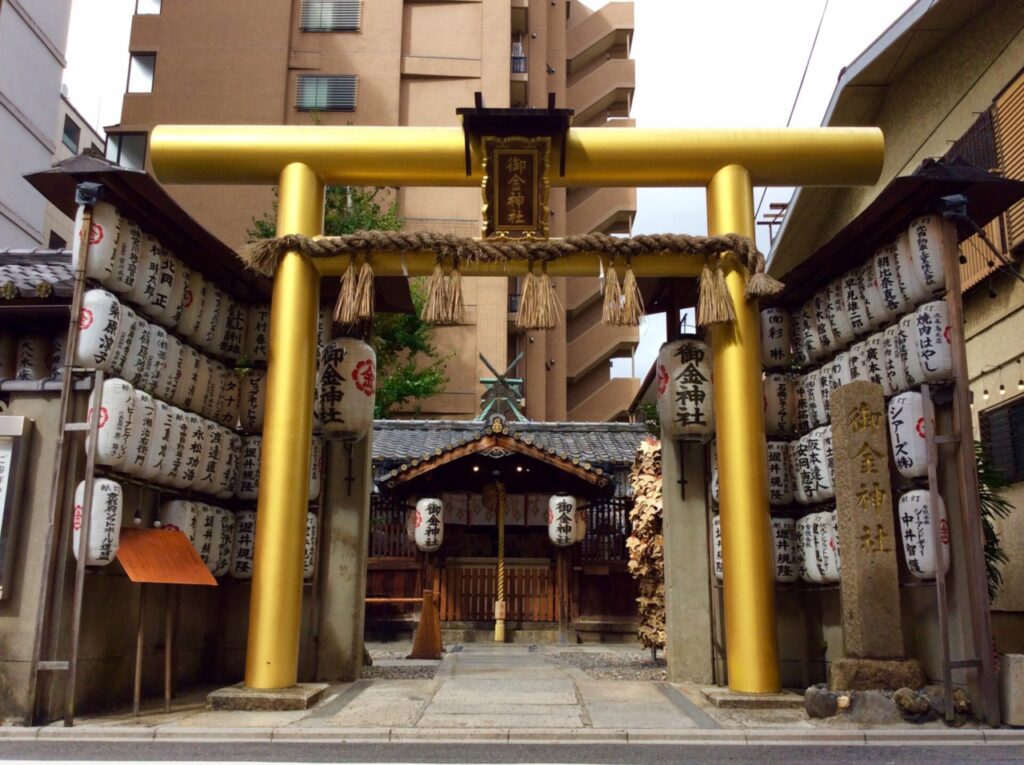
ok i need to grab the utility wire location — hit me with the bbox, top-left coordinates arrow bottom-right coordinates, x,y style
754,0 -> 831,226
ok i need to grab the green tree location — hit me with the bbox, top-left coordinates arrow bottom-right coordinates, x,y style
247,186 -> 448,418
976,441 -> 1013,603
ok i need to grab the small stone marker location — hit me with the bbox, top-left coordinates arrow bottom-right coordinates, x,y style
830,381 -> 904,659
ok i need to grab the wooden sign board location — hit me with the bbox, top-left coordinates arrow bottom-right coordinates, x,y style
117,528 -> 217,586
482,136 -> 550,240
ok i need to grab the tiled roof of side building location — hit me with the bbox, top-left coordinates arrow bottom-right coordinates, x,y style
0,250 -> 74,299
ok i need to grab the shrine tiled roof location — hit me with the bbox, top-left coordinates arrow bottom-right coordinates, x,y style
0,250 -> 74,300
372,418 -> 649,468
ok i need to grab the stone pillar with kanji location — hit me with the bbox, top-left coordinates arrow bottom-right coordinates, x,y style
829,381 -> 925,691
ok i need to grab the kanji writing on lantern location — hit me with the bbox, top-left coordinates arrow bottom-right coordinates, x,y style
554,498 -> 574,546
856,482 -> 888,517
860,523 -> 891,554
674,363 -> 708,426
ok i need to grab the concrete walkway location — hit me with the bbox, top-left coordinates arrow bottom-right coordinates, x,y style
9,645 -> 1021,746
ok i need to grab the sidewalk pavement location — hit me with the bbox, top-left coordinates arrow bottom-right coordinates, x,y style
6,644 -> 1022,746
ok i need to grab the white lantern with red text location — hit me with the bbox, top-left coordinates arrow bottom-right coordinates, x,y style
763,373 -> 796,436
656,339 -> 714,441
318,338 -> 376,440
72,202 -> 121,284
907,215 -> 948,295
888,391 -> 927,479
414,498 -> 444,552
179,270 -> 208,341
898,489 -> 950,579
913,300 -> 953,383
86,378 -> 136,467
882,323 -> 909,396
897,313 -> 925,388
547,494 -> 577,547
121,388 -> 156,476
895,230 -> 930,306
72,478 -> 122,566
74,289 -> 125,372
766,441 -> 794,506
159,500 -> 197,543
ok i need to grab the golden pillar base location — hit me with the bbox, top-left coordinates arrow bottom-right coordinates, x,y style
244,163 -> 325,689
707,164 -> 780,694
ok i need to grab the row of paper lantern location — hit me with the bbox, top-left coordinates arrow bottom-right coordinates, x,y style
76,289 -> 240,426
0,331 -> 65,382
158,500 -> 319,580
763,300 -> 952,435
89,376 -> 328,500
655,338 -> 714,441
403,494 -> 587,552
711,490 -> 948,583
759,215 -> 949,368
74,203 -> 247,359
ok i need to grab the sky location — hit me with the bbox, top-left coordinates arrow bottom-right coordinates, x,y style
61,0 -> 916,383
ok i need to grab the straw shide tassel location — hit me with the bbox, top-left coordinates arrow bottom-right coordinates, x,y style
354,258 -> 375,321
515,267 -> 540,330
602,261 -> 622,325
712,264 -> 737,323
534,264 -> 560,330
333,261 -> 359,325
422,258 -> 448,324
620,260 -> 644,327
447,259 -> 464,324
697,261 -> 736,327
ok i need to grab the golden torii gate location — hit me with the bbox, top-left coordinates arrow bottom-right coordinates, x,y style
151,124 -> 883,695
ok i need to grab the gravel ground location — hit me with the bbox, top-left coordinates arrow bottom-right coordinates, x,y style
550,650 -> 668,681
363,648 -> 438,680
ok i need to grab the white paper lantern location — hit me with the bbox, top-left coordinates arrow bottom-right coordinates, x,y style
763,373 -> 796,436
14,334 -> 50,381
898,489 -> 950,579
202,360 -> 227,421
237,436 -> 262,499
806,426 -> 834,502
197,285 -> 228,354
913,300 -> 953,383
129,233 -> 162,315
815,510 -> 841,583
794,375 -> 813,433
318,338 -> 376,440
575,507 -> 588,544
50,329 -> 66,379
159,500 -> 197,543
894,229 -> 931,307
847,341 -> 866,382
244,304 -> 271,362
771,517 -> 799,583
547,493 -> 577,547
907,215 -> 948,295
239,369 -> 266,434
214,508 -> 234,577
214,369 -> 240,428
862,332 -> 887,388
121,315 -> 151,388
304,511 -> 318,579
140,400 -> 172,482
656,339 -> 714,440
888,391 -> 927,479
712,514 -> 723,581
882,323 -> 909,396
176,412 -> 207,489
415,497 -> 444,552
153,334 -> 183,404
121,389 -> 156,476
805,369 -> 827,429
72,202 -> 121,284
178,270 -> 208,341
799,300 -> 825,361
317,305 -> 332,361
109,217 -> 142,294
709,441 -> 719,504
194,503 -> 219,571
219,297 -> 247,360
146,251 -> 187,325
195,419 -> 224,495
74,289 -> 125,371
790,438 -> 813,505
405,507 -> 416,542
230,509 -> 257,579
840,269 -> 871,337
174,344 -> 199,409
0,334 -> 15,380
872,244 -> 906,322
810,290 -> 836,357
796,516 -> 819,583
163,407 -> 191,489
896,313 -> 925,389
142,324 -> 168,395
217,431 -> 242,499
189,354 -> 212,417
854,263 -> 885,331
790,306 -> 811,366
309,436 -> 325,500
825,278 -> 855,349
72,478 -> 122,566
86,378 -> 136,466
108,304 -> 138,377
766,441 -> 794,505
760,308 -> 792,367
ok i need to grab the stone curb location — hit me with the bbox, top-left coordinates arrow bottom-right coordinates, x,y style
6,725 -> 1022,745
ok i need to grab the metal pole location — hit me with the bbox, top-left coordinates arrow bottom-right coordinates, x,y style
244,162 -> 324,689
495,481 -> 506,643
706,164 -> 780,694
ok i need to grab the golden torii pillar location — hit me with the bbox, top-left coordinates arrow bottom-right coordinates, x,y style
151,125 -> 883,694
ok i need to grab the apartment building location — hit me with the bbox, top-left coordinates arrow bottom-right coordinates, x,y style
106,0 -> 638,421
0,0 -> 74,246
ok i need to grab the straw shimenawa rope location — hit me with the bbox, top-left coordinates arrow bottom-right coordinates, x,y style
241,231 -> 782,329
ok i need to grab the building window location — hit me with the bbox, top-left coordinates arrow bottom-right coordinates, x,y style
296,75 -> 357,111
128,53 -> 156,94
979,396 -> 1024,484
136,0 -> 161,13
300,0 -> 361,31
61,115 -> 81,153
48,231 -> 67,250
106,133 -> 147,171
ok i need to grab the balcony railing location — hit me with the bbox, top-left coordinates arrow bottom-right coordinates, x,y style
511,56 -> 527,74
